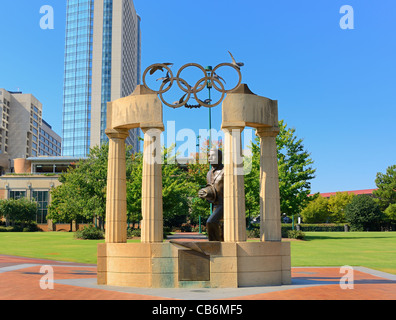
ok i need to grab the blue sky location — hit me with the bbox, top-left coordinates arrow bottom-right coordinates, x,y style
0,0 -> 395,194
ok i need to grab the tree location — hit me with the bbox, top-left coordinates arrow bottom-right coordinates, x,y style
48,144 -> 113,229
48,143 -> 193,230
186,139 -> 223,225
373,165 -> 396,223
277,120 -> 316,217
48,175 -> 85,227
126,152 -> 143,226
327,192 -> 355,223
244,139 -> 261,220
344,195 -> 383,231
384,204 -> 396,221
245,120 -> 316,220
185,161 -> 210,225
0,198 -> 37,227
161,145 -> 191,227
300,195 -> 330,223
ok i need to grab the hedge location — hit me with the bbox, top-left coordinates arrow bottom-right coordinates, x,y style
249,223 -> 349,238
281,223 -> 348,233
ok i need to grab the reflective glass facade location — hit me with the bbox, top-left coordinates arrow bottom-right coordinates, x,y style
63,0 -> 94,157
100,0 -> 113,145
62,0 -> 141,157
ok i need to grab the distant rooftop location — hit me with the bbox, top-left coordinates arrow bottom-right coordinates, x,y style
310,189 -> 377,198
26,156 -> 87,162
42,119 -> 52,129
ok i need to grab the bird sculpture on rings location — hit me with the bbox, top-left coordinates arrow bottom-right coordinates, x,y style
149,62 -> 174,75
228,51 -> 244,69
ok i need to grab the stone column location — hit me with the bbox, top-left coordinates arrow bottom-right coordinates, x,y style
141,127 -> 163,243
223,126 -> 246,242
257,127 -> 281,242
105,128 -> 129,243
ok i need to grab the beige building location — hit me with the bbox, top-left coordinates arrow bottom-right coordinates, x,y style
0,89 -> 61,173
0,156 -> 82,231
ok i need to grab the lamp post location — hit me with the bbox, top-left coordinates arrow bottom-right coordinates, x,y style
205,66 -> 213,218
205,66 -> 213,149
292,214 -> 295,231
196,134 -> 202,234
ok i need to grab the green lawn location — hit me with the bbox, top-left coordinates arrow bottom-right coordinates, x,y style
0,231 -> 395,275
0,232 -> 139,264
289,232 -> 396,275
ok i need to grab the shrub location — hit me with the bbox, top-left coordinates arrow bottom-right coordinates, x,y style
163,227 -> 172,238
0,223 -> 40,232
287,230 -> 305,240
74,225 -> 104,240
191,225 -> 206,233
247,228 -> 260,239
127,228 -> 141,238
180,223 -> 192,232
0,226 -> 15,232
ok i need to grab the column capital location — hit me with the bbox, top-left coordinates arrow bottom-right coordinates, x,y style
256,126 -> 279,138
105,128 -> 129,140
141,126 -> 165,134
222,125 -> 245,132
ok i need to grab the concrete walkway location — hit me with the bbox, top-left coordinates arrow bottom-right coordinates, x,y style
1,253 -> 395,301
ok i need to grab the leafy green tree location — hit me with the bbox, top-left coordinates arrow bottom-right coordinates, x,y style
0,198 -> 37,227
277,120 -> 316,217
126,152 -> 143,226
185,139 -> 223,225
244,140 -> 261,220
245,120 -> 316,220
126,144 -> 193,228
48,144 -> 113,229
384,204 -> 396,221
162,145 -> 191,227
345,195 -> 383,231
49,143 -> 193,230
186,161 -> 210,224
48,175 -> 85,226
327,192 -> 355,223
300,195 -> 330,223
373,165 -> 396,223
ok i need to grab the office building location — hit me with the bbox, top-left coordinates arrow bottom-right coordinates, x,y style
0,156 -> 83,229
0,89 -> 62,173
39,120 -> 62,157
62,0 -> 141,157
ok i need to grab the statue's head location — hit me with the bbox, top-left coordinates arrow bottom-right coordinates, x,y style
208,147 -> 222,166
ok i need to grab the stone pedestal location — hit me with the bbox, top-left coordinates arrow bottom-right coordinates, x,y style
97,241 -> 291,288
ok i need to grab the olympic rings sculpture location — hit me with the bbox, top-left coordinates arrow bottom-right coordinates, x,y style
142,59 -> 242,109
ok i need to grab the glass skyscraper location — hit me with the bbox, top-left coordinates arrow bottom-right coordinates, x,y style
62,0 -> 141,157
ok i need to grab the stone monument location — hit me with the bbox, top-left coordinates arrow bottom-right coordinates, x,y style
97,55 -> 291,288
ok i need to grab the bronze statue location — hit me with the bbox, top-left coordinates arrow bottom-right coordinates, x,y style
198,148 -> 224,241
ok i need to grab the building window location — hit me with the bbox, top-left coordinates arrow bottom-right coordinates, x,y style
32,191 -> 49,224
9,190 -> 27,200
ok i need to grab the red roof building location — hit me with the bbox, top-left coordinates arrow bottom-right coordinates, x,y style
310,189 -> 377,198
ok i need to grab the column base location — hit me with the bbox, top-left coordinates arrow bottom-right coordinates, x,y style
97,241 -> 291,288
